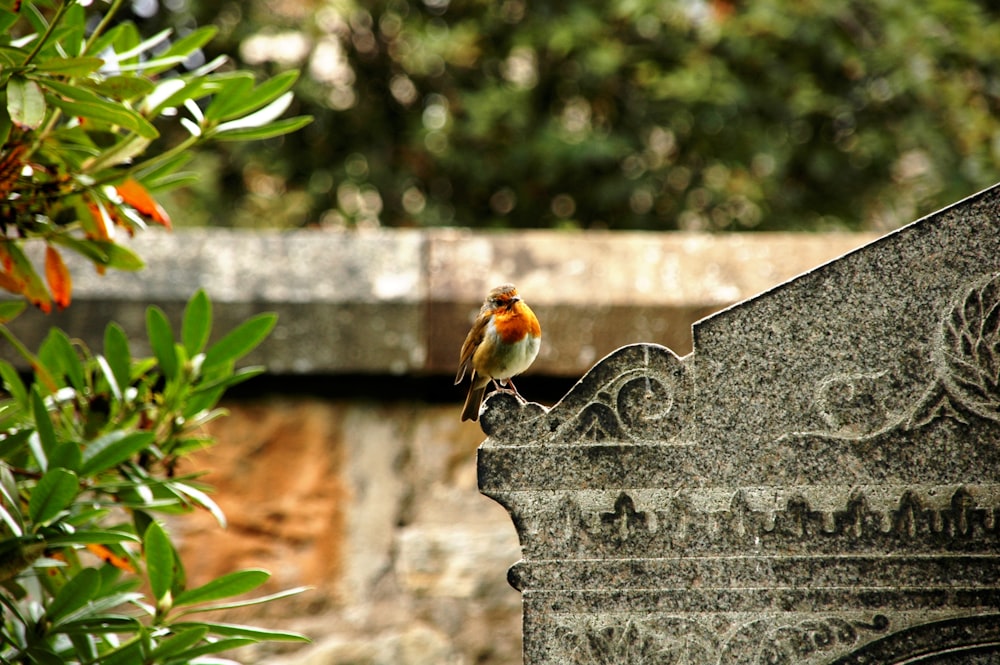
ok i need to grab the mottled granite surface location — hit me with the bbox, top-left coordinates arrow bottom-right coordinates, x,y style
479,184 -> 1000,664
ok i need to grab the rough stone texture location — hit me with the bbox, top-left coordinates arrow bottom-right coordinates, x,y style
171,399 -> 523,665
479,185 -> 1000,664
2,229 -> 876,375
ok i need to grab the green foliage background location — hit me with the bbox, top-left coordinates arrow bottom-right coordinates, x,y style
146,0 -> 1000,232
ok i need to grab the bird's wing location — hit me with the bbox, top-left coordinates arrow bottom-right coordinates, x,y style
454,317 -> 486,384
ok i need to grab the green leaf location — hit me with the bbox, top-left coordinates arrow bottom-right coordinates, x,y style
31,387 -> 57,461
85,134 -> 152,172
28,468 -> 78,524
143,521 -> 174,604
146,306 -> 178,380
177,585 -> 310,615
202,72 -> 255,122
202,313 -> 276,371
169,637 -> 256,659
206,70 -> 301,122
47,567 -> 100,624
103,322 -> 132,394
173,569 -> 269,607
80,431 -> 154,476
33,56 -> 104,76
47,441 -> 81,473
147,626 -> 208,660
24,646 -> 63,665
0,301 -> 26,324
212,115 -> 313,142
7,76 -> 46,130
171,481 -> 226,527
174,621 -> 310,643
142,25 -> 218,76
41,329 -> 84,393
0,429 -> 31,461
46,95 -> 159,139
99,242 -> 146,271
181,289 -> 212,356
0,359 -> 27,406
39,78 -> 108,104
113,27 -> 172,62
0,103 -> 12,146
44,529 -> 139,547
91,75 -> 155,101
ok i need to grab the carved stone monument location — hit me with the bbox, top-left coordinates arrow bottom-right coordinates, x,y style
478,184 -> 1000,664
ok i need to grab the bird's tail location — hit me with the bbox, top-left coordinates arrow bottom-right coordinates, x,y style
461,381 -> 488,422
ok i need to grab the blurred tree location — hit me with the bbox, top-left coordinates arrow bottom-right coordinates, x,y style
146,0 -> 1000,231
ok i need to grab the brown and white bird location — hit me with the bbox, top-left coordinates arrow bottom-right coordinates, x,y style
455,284 -> 541,422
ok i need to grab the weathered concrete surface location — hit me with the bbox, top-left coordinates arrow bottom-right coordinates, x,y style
4,229 -> 877,375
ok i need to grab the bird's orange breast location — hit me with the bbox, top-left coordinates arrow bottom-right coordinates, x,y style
493,302 -> 541,344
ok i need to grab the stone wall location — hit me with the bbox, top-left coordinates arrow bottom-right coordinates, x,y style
2,229 -> 877,664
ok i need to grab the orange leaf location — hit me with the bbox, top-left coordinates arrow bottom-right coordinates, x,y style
116,178 -> 172,229
0,241 -> 51,313
86,543 -> 136,573
84,199 -> 112,241
44,246 -> 72,310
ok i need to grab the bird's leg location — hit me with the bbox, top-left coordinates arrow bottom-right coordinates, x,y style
501,378 -> 527,402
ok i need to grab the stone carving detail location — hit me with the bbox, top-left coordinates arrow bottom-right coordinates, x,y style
481,343 -> 688,444
934,271 -> 1000,422
802,272 -> 1000,441
559,619 -> 717,665
723,614 -> 891,665
557,614 -> 891,665
514,485 -> 1000,557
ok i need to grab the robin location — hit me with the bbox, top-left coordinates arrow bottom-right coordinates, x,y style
455,283 -> 541,422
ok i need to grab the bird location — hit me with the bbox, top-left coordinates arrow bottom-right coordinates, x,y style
455,283 -> 541,422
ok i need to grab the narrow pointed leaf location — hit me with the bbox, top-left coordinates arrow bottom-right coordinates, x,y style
46,567 -> 100,624
202,73 -> 255,122
103,322 -> 132,392
173,569 -> 269,608
207,70 -> 299,122
46,96 -> 159,139
31,387 -> 57,456
174,621 -> 310,642
42,328 -> 84,393
0,360 -> 27,405
146,306 -> 178,380
202,313 -> 276,371
209,115 -> 313,142
33,56 -> 104,76
143,521 -> 174,603
181,289 -> 211,356
28,468 -> 78,524
147,626 -> 209,659
80,431 -> 154,476
44,246 -> 72,310
115,179 -> 171,228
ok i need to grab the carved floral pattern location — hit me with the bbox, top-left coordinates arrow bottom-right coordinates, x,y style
800,272 -> 1000,441
480,344 -> 688,444
560,620 -> 716,665
936,271 -> 1000,422
557,615 -> 890,665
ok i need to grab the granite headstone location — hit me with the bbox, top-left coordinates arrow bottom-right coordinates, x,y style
478,184 -> 1000,664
